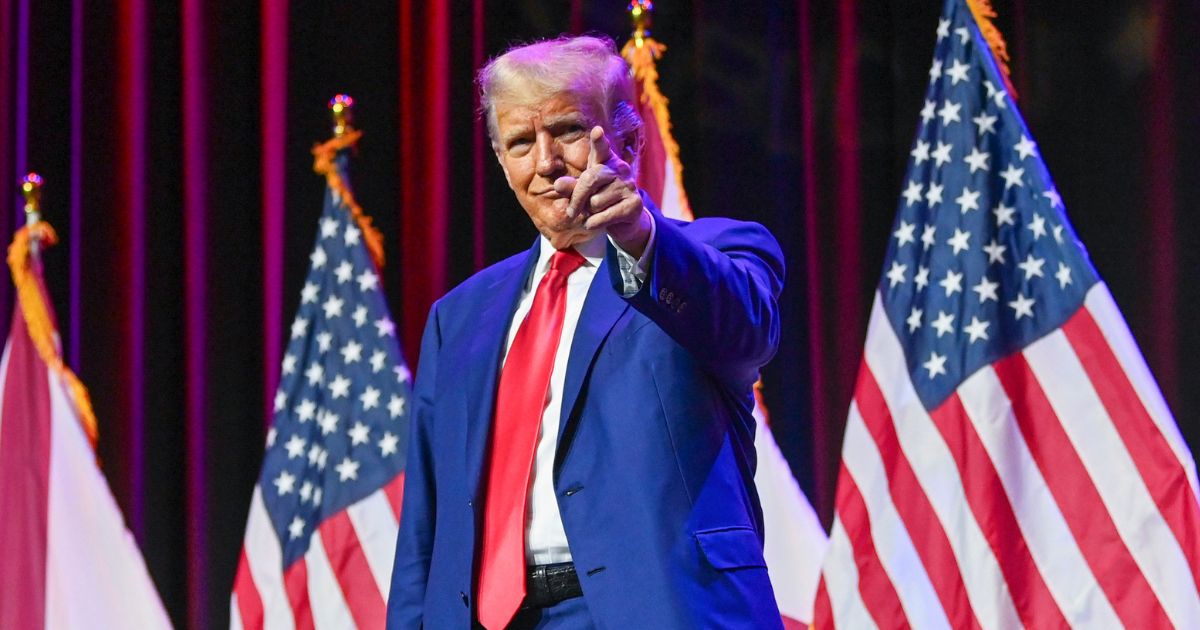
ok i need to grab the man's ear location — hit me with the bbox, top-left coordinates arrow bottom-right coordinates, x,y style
620,127 -> 644,171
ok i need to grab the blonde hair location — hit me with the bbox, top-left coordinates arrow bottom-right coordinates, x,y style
478,35 -> 643,153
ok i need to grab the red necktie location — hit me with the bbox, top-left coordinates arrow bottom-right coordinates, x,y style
478,248 -> 586,629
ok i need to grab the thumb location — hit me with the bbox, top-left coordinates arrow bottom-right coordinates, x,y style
553,175 -> 578,199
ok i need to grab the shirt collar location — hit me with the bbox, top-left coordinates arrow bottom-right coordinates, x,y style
535,231 -> 606,275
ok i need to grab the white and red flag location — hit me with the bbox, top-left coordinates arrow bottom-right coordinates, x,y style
231,127 -> 412,630
816,0 -> 1200,627
0,214 -> 170,629
623,23 -> 830,627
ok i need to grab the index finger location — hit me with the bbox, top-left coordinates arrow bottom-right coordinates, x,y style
587,126 -> 616,168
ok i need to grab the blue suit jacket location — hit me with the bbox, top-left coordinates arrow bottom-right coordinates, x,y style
387,211 -> 785,629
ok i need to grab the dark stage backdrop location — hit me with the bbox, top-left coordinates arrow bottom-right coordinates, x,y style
1,0 -> 1196,627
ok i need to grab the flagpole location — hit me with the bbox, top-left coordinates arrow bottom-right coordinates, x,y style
330,93 -> 355,138
630,0 -> 651,46
8,173 -> 100,446
313,94 -> 386,269
20,172 -> 42,257
621,0 -> 693,220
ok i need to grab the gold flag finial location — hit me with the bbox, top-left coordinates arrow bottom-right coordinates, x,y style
629,0 -> 653,47
21,172 -> 43,219
329,94 -> 355,138
6,174 -> 100,448
313,96 -> 384,268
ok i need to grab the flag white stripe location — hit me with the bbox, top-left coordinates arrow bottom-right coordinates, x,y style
842,403 -> 952,630
862,298 -> 1022,628
0,338 -> 13,453
229,595 -> 245,630
1025,330 -> 1200,626
304,534 -> 355,630
957,366 -> 1122,626
346,489 -> 400,602
243,489 -> 296,630
1084,284 -> 1200,499
658,155 -> 686,220
753,407 -> 827,623
822,518 -> 880,630
43,365 -> 172,630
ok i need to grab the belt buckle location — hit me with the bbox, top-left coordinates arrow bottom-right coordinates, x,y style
525,562 -> 575,609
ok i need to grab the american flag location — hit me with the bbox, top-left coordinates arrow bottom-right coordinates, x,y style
815,0 -> 1200,627
231,144 -> 411,630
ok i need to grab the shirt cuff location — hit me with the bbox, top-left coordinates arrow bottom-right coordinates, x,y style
609,211 -> 656,297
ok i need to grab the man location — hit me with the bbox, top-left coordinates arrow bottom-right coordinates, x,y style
388,35 -> 784,629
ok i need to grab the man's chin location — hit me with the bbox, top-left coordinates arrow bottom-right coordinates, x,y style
522,200 -> 595,247
541,207 -> 587,233
538,221 -> 595,247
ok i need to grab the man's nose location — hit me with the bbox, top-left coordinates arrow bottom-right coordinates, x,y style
533,134 -> 564,178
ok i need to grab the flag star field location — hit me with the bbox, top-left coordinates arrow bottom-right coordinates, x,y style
257,153 -> 411,568
881,8 -> 1097,409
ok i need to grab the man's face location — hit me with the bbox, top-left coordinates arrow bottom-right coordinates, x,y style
494,92 -> 604,249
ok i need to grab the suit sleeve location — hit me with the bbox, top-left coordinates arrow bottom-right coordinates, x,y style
386,304 -> 442,628
609,213 -> 785,389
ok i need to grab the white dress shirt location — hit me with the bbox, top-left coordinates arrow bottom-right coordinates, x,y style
500,221 -> 655,565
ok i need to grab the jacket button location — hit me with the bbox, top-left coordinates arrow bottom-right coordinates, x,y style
563,484 -> 584,497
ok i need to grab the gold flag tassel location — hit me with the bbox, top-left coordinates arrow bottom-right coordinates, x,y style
966,0 -> 1019,100
311,94 -> 386,269
8,174 -> 99,447
620,1 -> 693,220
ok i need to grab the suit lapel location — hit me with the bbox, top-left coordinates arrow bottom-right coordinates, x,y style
555,242 -> 631,453
464,239 -> 541,500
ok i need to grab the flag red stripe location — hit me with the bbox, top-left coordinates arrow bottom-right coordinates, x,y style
283,558 -> 315,630
0,318 -> 52,630
781,613 -> 808,630
835,464 -> 911,630
1064,308 -> 1200,593
319,511 -> 386,629
927,393 -> 1069,627
635,98 -> 668,208
233,549 -> 265,630
992,352 -> 1173,628
855,366 -> 982,630
813,575 -> 834,629
383,471 -> 405,522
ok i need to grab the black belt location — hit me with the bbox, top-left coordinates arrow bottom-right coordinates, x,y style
522,562 -> 582,609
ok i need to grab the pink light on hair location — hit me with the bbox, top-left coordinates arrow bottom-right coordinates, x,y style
477,36 -> 641,148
